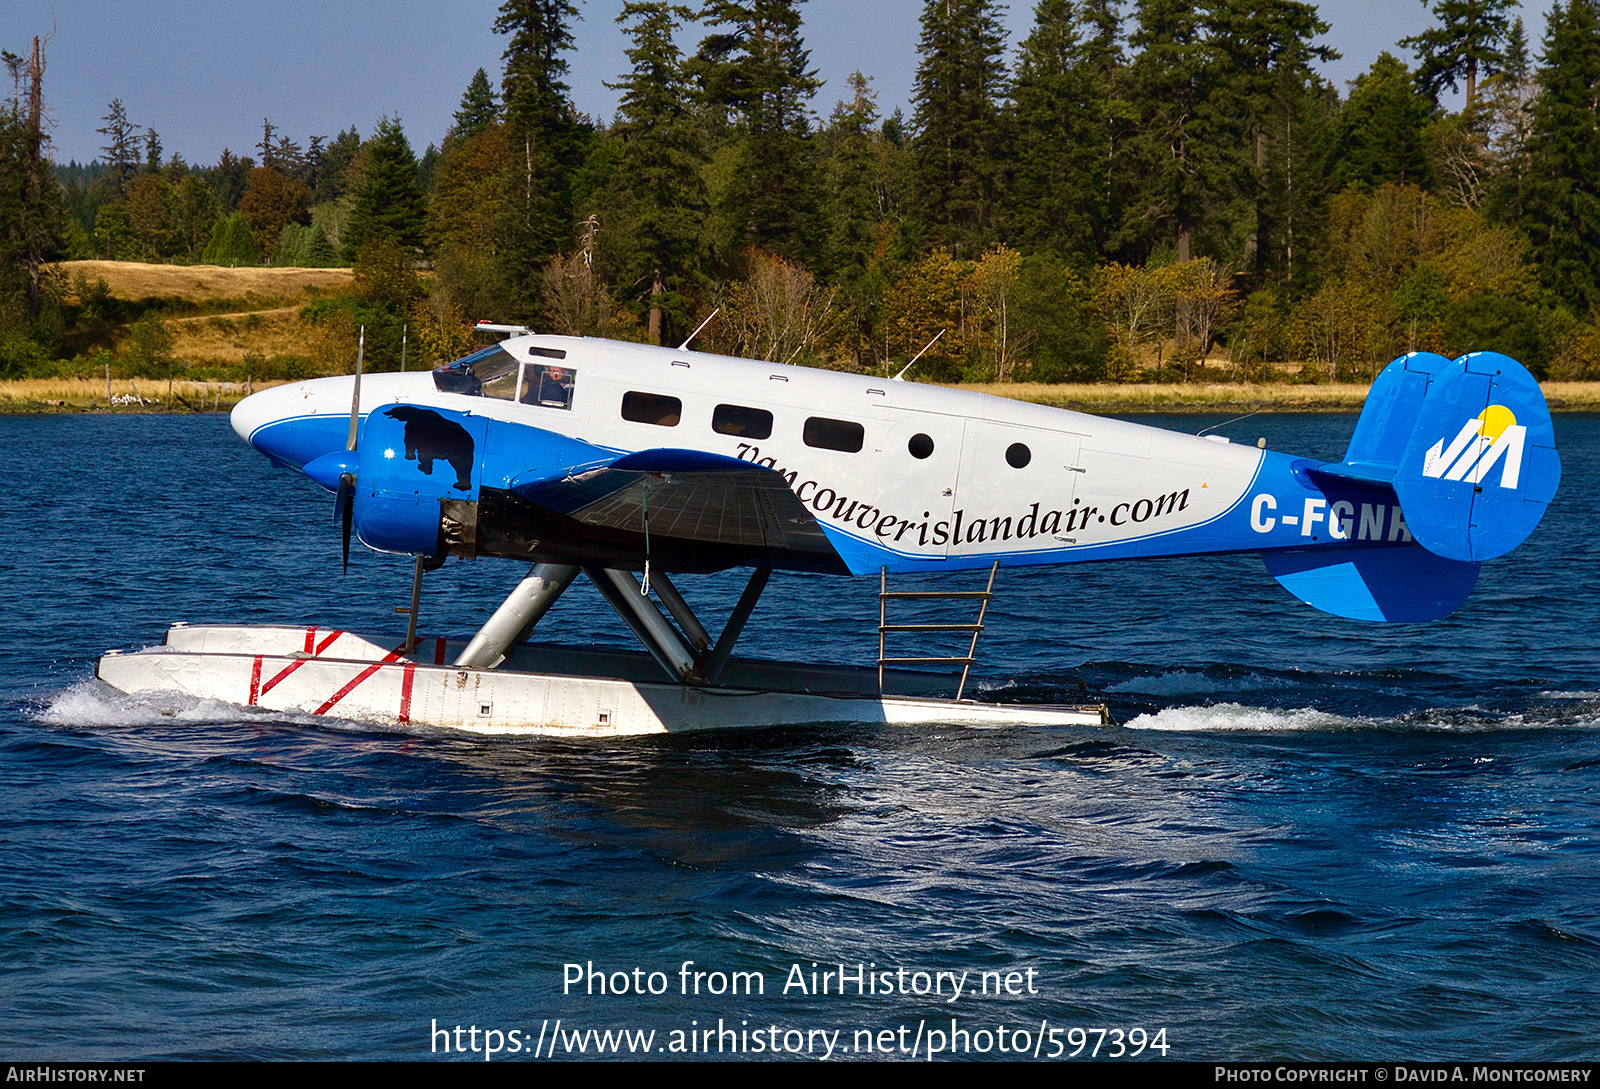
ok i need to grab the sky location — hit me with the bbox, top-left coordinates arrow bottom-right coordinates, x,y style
4,0 -> 1555,168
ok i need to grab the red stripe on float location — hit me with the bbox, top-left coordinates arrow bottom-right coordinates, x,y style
313,649 -> 405,716
248,656 -> 262,705
397,663 -> 416,723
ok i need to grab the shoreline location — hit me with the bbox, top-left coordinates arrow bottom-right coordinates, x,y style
5,378 -> 1599,416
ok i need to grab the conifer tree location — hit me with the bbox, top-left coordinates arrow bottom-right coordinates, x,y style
697,0 -> 821,264
1123,0 -> 1218,263
0,36 -> 64,326
1517,0 -> 1600,311
343,116 -> 426,257
822,72 -> 886,367
822,72 -> 881,281
495,0 -> 585,313
1327,52 -> 1434,194
1204,0 -> 1336,276
96,99 -> 139,194
1007,0 -> 1114,265
314,127 -> 362,202
1400,0 -> 1518,108
607,1 -> 708,342
201,213 -> 259,266
1483,16 -> 1536,217
213,148 -> 253,212
453,68 -> 499,141
910,0 -> 1009,258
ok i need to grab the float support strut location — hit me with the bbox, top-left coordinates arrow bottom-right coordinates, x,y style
454,563 -> 579,669
647,571 -> 712,656
585,567 -> 702,684
401,555 -> 425,652
703,567 -> 770,686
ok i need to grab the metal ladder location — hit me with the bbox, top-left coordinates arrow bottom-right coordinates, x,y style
878,561 -> 999,701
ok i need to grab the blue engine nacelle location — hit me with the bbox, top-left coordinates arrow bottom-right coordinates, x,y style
303,405 -> 490,557
353,405 -> 489,555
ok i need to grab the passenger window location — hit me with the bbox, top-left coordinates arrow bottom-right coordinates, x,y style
621,391 -> 682,427
803,416 -> 864,453
520,363 -> 576,409
713,403 -> 773,439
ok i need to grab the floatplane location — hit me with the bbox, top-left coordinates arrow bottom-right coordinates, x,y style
97,321 -> 1560,737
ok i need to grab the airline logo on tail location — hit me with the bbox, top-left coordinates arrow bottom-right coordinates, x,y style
1421,405 -> 1526,489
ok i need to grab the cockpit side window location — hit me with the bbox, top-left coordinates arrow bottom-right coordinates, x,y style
433,344 -> 520,399
521,363 -> 576,409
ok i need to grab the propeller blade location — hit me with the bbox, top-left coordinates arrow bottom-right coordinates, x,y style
337,326 -> 364,574
346,325 -> 364,452
341,485 -> 353,573
336,472 -> 356,572
333,471 -> 352,524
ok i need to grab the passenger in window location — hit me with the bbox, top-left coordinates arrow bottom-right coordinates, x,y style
522,364 -> 576,409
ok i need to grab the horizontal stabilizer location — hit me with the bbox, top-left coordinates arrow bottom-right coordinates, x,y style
1263,546 -> 1481,622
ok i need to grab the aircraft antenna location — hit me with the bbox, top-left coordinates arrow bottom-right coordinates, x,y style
677,308 -> 720,351
892,329 -> 944,382
1196,409 -> 1261,438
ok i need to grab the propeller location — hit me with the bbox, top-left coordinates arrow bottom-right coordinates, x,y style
332,326 -> 364,573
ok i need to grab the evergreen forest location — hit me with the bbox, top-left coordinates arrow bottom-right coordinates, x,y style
3,0 -> 1599,386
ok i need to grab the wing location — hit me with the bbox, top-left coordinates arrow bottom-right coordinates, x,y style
509,448 -> 836,556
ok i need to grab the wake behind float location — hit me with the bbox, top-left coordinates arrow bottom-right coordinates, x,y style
95,327 -> 1559,736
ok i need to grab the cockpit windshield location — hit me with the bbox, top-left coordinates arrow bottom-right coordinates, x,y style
433,344 -> 520,399
434,343 -> 579,408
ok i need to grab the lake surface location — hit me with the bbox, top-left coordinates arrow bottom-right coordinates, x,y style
2,411 -> 1596,1061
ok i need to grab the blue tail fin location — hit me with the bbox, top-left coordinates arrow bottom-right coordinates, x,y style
1264,352 -> 1558,621
1394,352 -> 1560,561
1313,352 -> 1559,562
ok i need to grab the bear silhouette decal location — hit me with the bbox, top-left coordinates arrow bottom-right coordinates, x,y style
383,406 -> 475,491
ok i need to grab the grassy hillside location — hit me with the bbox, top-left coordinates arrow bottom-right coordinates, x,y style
58,261 -> 352,303
52,260 -> 352,371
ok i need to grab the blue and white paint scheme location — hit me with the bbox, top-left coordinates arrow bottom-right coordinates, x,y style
232,333 -> 1560,625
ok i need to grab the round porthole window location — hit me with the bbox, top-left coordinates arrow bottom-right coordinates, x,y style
1006,442 -> 1031,468
908,433 -> 935,459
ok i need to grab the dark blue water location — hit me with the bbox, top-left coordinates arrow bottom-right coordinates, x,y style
3,412 -> 1597,1062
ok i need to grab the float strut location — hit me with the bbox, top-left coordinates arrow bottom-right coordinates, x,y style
401,554 -> 425,653
585,567 -> 703,684
703,567 -> 770,686
453,563 -> 579,669
647,571 -> 712,657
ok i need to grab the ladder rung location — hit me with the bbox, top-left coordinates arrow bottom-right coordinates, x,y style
879,655 -> 976,665
880,623 -> 983,633
879,591 -> 993,599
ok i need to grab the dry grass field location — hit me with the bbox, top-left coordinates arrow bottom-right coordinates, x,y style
0,376 -> 285,413
57,261 -> 352,303
955,380 -> 1600,413
952,381 -> 1371,412
166,307 -> 311,364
